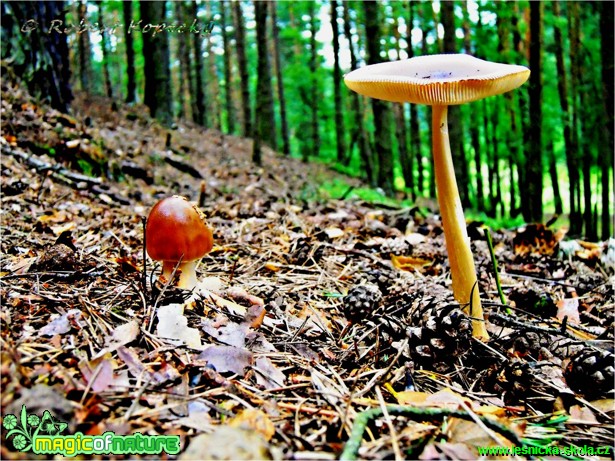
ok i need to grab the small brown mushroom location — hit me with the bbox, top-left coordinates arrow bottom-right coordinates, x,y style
146,196 -> 214,289
345,54 -> 530,340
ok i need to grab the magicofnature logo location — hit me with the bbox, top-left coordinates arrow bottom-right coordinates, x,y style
3,405 -> 180,457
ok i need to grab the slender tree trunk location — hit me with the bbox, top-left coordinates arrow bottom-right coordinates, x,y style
490,100 -> 503,217
123,0 -> 136,103
511,3 -> 528,218
525,1 -> 543,222
567,1 -> 583,234
205,2 -> 221,131
174,2 -> 192,119
219,1 -> 234,134
364,0 -> 394,196
253,1 -> 272,165
233,1 -> 251,137
548,142 -> 564,215
343,1 -> 374,184
552,1 -> 578,233
462,1 -> 483,211
189,2 -> 207,126
393,17 -> 411,195
331,0 -> 346,164
600,1 -> 614,239
77,1 -> 91,93
440,0 -> 469,208
97,2 -> 113,99
271,1 -> 290,155
141,1 -> 173,126
421,2 -> 436,199
407,1 -> 421,198
309,2 -> 320,160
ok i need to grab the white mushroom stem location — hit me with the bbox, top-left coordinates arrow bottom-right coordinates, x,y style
161,260 -> 200,290
432,105 -> 489,340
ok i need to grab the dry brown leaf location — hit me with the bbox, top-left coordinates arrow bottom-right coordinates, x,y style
198,345 -> 253,376
254,356 -> 286,390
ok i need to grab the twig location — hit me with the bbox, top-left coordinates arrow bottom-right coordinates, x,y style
488,312 -> 577,339
340,406 -> 526,461
375,387 -> 403,461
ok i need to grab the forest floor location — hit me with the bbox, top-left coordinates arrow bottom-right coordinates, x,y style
1,79 -> 614,460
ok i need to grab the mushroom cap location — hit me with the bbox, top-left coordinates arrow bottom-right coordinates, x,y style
344,54 -> 530,105
146,196 -> 213,263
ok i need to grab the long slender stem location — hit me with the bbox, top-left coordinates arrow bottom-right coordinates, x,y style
432,105 -> 489,340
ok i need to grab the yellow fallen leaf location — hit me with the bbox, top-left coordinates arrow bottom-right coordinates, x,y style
229,409 -> 275,441
51,222 -> 76,236
394,391 -> 431,405
391,254 -> 431,271
264,262 -> 281,272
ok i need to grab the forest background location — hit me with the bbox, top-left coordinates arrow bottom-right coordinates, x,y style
2,0 -> 613,241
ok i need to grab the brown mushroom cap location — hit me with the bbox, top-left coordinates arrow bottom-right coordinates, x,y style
344,54 -> 530,105
146,196 -> 213,263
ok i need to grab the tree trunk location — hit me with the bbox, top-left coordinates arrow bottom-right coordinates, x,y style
483,100 -> 495,216
393,16 -> 411,195
548,142 -> 564,215
219,1 -> 234,134
525,1 -> 543,222
77,1 -> 91,93
205,2 -> 221,130
343,1 -> 374,184
123,1 -> 136,103
440,0 -> 469,207
271,1 -> 290,155
552,1 -> 578,233
331,0 -> 346,164
511,3 -> 528,218
490,100 -> 503,217
253,1 -> 271,165
309,2 -> 320,160
407,1 -> 421,198
233,1 -> 251,137
1,1 -> 72,112
567,1 -> 583,234
421,2 -> 436,199
600,1 -> 614,239
189,2 -> 207,126
461,1 -> 484,211
255,1 -> 275,151
140,1 -> 173,125
174,1 -> 192,119
364,0 -> 394,196
96,2 -> 113,99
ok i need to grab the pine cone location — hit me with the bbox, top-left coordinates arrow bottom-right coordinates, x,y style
360,268 -> 398,295
481,360 -> 534,405
565,348 -> 615,398
290,236 -> 324,266
405,301 -> 473,372
343,284 -> 382,323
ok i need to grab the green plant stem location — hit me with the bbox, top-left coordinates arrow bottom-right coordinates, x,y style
340,405 -> 525,461
484,228 -> 511,314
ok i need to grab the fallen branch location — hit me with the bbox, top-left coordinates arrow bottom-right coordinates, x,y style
2,144 -> 102,186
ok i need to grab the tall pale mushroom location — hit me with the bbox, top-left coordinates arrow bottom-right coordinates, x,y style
345,54 -> 530,340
